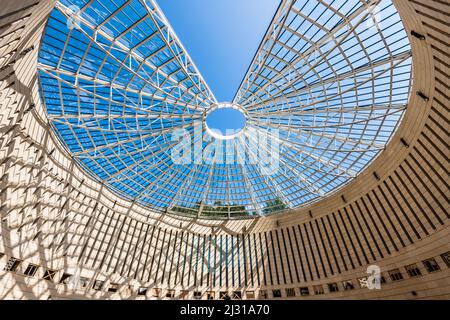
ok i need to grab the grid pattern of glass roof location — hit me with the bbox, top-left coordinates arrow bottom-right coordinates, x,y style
38,0 -> 412,218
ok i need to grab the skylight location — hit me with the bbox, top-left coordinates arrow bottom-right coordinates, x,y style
38,0 -> 413,218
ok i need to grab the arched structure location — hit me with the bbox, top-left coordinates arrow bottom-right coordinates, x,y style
0,0 -> 449,300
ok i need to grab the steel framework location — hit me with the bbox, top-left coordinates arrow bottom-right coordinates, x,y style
38,0 -> 413,218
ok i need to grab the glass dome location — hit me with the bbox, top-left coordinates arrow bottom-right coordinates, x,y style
38,0 -> 412,218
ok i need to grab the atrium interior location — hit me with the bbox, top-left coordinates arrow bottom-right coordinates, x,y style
0,0 -> 449,300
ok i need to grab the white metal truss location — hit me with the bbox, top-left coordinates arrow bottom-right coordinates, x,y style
38,0 -> 413,218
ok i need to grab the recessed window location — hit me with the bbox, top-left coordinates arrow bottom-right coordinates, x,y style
285,288 -> 296,297
405,264 -> 422,277
388,269 -> 404,281
441,251 -> 450,268
59,273 -> 72,284
24,264 -> 39,277
153,288 -> 161,297
259,290 -> 268,299
423,258 -> 440,273
300,287 -> 310,296
246,291 -> 255,299
219,291 -> 228,300
193,291 -> 202,300
166,289 -> 175,298
78,277 -> 90,289
313,285 -> 324,295
232,291 -> 242,300
138,287 -> 148,296
93,280 -> 104,291
108,283 -> 119,293
328,283 -> 339,292
180,290 -> 189,300
206,291 -> 215,300
3,257 -> 22,272
342,280 -> 354,290
272,289 -> 282,298
42,269 -> 56,282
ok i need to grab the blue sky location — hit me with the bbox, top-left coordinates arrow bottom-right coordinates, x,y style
158,0 -> 280,102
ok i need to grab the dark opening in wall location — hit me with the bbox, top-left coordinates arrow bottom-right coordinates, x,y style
286,288 -> 296,297
3,257 -> 22,272
388,269 -> 404,281
405,264 -> 422,277
441,252 -> 450,268
93,280 -> 104,291
259,290 -> 268,299
42,269 -> 56,282
59,273 -> 72,284
23,263 -> 38,276
423,258 -> 440,273
166,289 -> 175,298
152,288 -> 161,298
342,280 -> 354,290
313,285 -> 324,295
206,291 -> 214,300
300,287 -> 310,296
219,291 -> 228,300
138,287 -> 147,296
246,291 -> 255,299
328,283 -> 339,292
78,277 -> 90,289
108,283 -> 119,293
193,291 -> 201,300
272,289 -> 282,298
180,290 -> 189,300
232,291 -> 242,300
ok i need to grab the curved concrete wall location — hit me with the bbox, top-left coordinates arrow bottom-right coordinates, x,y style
0,0 -> 449,299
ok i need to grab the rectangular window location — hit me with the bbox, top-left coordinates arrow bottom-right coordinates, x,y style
232,291 -> 242,300
405,264 -> 422,277
180,290 -> 189,300
219,291 -> 228,300
108,283 -> 119,293
206,291 -> 215,300
59,273 -> 72,284
43,269 -> 56,282
300,287 -> 310,296
342,280 -> 354,290
193,291 -> 202,300
423,258 -> 440,273
246,291 -> 255,299
138,287 -> 147,296
78,277 -> 90,289
272,289 -> 282,298
153,288 -> 161,297
24,264 -> 38,277
125,285 -> 134,295
166,289 -> 175,298
328,283 -> 339,292
441,251 -> 450,268
259,290 -> 268,299
285,288 -> 296,297
388,269 -> 404,281
3,257 -> 22,272
313,285 -> 324,295
93,280 -> 104,291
